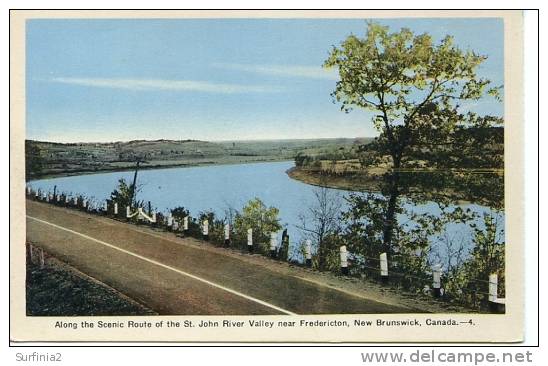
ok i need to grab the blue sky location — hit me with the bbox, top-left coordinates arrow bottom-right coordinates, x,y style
26,18 -> 504,143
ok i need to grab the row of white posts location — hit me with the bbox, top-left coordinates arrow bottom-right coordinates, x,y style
165,219 -> 277,256
30,189 -> 99,211
32,189 -> 99,213
94,201 -> 158,224
338,245 -> 503,306
187,224 -> 286,256
28,188 -> 315,266
31,188 -> 503,309
28,189 -> 126,216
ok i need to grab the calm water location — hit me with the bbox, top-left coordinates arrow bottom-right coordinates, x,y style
28,161 -> 503,264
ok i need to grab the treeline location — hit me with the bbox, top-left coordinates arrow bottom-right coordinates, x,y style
294,126 -> 503,170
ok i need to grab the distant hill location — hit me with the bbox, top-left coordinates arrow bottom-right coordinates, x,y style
25,138 -> 373,179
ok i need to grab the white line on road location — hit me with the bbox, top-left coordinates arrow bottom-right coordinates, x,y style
27,215 -> 297,316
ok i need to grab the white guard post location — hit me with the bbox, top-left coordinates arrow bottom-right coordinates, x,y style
270,232 -> 277,258
114,203 -> 118,215
305,239 -> 312,267
488,273 -> 498,302
183,216 -> 189,232
432,264 -> 442,297
224,224 -> 230,246
340,246 -> 349,275
247,228 -> 253,252
126,206 -> 131,218
380,252 -> 388,281
202,219 -> 209,240
488,273 -> 505,313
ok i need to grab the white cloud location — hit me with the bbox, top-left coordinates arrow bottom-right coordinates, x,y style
212,63 -> 339,80
49,77 -> 283,94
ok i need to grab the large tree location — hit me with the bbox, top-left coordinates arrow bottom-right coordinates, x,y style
324,22 -> 503,252
325,22 -> 502,168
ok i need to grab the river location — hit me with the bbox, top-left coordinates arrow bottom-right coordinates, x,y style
28,161 -> 504,265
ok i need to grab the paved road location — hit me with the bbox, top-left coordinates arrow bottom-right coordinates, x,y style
26,200 -> 414,315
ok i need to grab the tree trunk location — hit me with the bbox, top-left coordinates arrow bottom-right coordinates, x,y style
382,155 -> 401,256
382,186 -> 399,255
129,161 -> 140,206
318,236 -> 324,270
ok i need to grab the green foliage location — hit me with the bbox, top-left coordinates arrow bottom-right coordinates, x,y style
233,198 -> 282,254
342,191 -> 479,292
298,186 -> 343,270
198,210 -> 215,224
109,179 -> 144,220
342,193 -> 391,261
25,141 -> 44,180
170,206 -> 190,222
294,148 -> 360,169
167,207 -> 202,237
109,179 -> 134,209
294,152 -> 311,167
324,21 -> 503,170
198,210 -> 226,245
167,206 -> 191,232
444,212 -> 505,308
318,233 -> 345,273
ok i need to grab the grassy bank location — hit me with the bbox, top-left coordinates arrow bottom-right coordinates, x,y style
286,165 -> 503,208
26,244 -> 156,316
286,166 -> 382,192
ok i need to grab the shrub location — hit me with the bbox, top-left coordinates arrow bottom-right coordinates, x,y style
233,198 -> 282,254
444,212 -> 505,308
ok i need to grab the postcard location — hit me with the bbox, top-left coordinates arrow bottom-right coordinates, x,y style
10,10 -> 524,342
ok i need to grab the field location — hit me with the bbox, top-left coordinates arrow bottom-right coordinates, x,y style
26,138 -> 369,179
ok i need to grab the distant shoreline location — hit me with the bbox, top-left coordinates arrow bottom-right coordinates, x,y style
28,158 -> 293,182
26,137 -> 366,182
